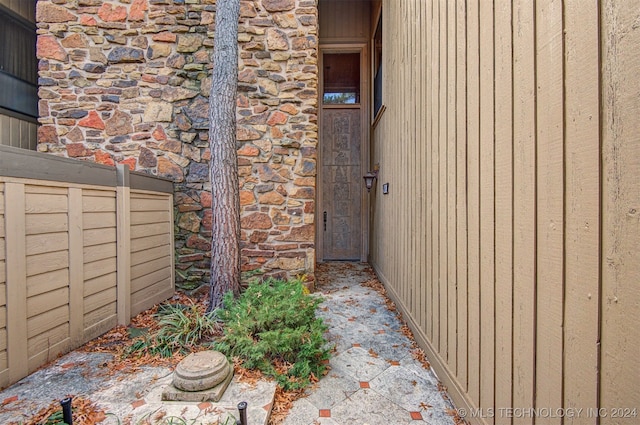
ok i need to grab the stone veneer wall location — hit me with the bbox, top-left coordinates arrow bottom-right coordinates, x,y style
35,0 -> 319,289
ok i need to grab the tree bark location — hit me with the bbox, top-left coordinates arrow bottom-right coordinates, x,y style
208,0 -> 241,312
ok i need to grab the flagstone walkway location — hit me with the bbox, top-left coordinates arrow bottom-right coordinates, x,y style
283,262 -> 457,425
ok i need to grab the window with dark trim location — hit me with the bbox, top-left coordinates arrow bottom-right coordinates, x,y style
0,5 -> 38,119
372,13 -> 383,118
323,53 -> 361,105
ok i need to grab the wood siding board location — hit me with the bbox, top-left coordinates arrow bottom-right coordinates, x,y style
438,0 -> 448,361
130,198 -> 171,212
83,228 -> 117,247
25,232 -> 68,256
83,314 -> 117,342
26,305 -> 68,341
82,195 -> 116,213
26,269 -> 68,298
418,0 -> 428,336
84,272 -> 117,298
0,328 -> 7,351
24,185 -> 68,195
82,189 -> 116,198
479,0 -> 496,417
83,243 -> 117,265
84,287 -> 117,317
25,251 -> 68,277
130,279 -> 173,317
424,0 -> 433,342
413,2 -> 427,326
131,233 -> 171,253
83,212 -> 116,230
130,210 -> 171,226
131,267 -> 172,294
512,0 -> 537,422
83,257 -> 117,281
131,255 -> 172,280
26,286 -> 67,318
83,303 -> 116,329
131,244 -> 171,267
406,0 -> 413,317
466,0 -> 481,405
25,193 -> 68,214
534,0 -> 564,422
430,0 -> 440,349
131,222 -> 171,239
446,0 -> 458,377
455,0 -> 468,391
600,0 -> 640,419
27,328 -> 69,371
494,0 -> 514,422
563,0 -> 600,419
25,213 -> 68,235
408,0 -> 415,315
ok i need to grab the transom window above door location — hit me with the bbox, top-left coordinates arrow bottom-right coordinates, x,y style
323,53 -> 360,105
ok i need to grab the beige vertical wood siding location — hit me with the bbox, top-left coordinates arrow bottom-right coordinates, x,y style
0,115 -> 37,151
370,1 -> 640,423
0,149 -> 174,388
319,0 -> 371,42
0,0 -> 35,22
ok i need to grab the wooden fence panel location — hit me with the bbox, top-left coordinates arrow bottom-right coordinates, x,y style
0,147 -> 174,388
82,189 -> 118,342
129,191 -> 174,317
24,185 -> 72,371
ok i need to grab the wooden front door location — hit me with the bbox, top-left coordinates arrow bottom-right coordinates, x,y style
321,109 -> 362,260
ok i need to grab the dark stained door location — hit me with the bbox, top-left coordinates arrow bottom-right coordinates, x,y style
321,108 -> 362,260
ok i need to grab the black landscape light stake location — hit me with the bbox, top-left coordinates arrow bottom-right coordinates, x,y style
60,397 -> 73,425
237,401 -> 248,425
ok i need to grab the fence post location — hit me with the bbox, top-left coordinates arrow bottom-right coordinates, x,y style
68,187 -> 84,345
116,165 -> 131,325
4,182 -> 28,382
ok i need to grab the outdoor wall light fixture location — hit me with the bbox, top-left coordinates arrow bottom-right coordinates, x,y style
363,169 -> 378,192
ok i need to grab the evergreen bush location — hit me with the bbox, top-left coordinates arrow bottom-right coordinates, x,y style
215,277 -> 330,390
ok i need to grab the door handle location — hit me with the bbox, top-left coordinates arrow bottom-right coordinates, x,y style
323,211 -> 327,231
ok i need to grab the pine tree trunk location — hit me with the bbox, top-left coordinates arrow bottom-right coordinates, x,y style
207,0 -> 241,312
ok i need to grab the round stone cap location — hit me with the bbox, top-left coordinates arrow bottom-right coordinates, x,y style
173,350 -> 232,392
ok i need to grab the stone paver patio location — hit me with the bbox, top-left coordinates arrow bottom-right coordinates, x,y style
0,262 -> 457,425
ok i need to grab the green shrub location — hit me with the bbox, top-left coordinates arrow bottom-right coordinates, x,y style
214,277 -> 330,390
129,302 -> 219,357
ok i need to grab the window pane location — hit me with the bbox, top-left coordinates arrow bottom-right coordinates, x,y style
373,16 -> 383,116
323,53 -> 360,104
